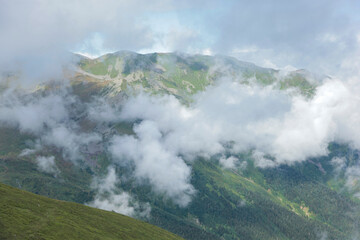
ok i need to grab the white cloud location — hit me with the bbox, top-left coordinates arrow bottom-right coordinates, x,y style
0,93 -> 69,134
110,76 -> 360,172
103,81 -> 290,205
90,192 -> 140,216
317,231 -> 328,240
331,157 -> 347,173
43,126 -> 101,162
273,79 -> 360,163
232,46 -> 259,54
317,33 -> 339,43
88,167 -> 151,218
105,76 -> 360,205
219,156 -> 240,169
36,156 -> 59,175
252,151 -> 277,168
345,165 -> 360,193
110,121 -> 195,207
119,82 -> 291,160
19,148 -> 37,157
354,192 -> 360,199
0,90 -> 102,163
87,97 -> 121,123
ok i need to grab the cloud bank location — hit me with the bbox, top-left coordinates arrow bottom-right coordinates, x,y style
97,77 -> 360,205
2,73 -> 360,207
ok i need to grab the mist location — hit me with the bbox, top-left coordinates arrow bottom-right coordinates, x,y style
1,68 -> 360,207
84,76 -> 359,205
0,88 -> 102,163
87,167 -> 151,217
114,78 -> 360,165
35,155 -> 59,176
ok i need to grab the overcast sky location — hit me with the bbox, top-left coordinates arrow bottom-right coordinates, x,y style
1,0 -> 360,77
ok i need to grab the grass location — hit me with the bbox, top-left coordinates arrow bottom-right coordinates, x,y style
0,182 -> 183,240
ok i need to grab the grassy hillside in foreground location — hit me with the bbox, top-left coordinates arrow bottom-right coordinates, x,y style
0,183 -> 183,240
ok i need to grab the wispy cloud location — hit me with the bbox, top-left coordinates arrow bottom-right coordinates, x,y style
87,167 -> 151,218
36,156 -> 59,176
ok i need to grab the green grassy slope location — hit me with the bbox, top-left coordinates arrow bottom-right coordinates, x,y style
0,182 -> 183,240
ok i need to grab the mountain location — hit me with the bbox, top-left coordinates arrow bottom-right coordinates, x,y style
0,182 -> 183,240
72,51 -> 318,101
0,51 -> 359,240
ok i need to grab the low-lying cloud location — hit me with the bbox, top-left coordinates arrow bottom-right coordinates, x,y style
2,72 -> 360,207
110,121 -> 196,207
43,126 -> 101,162
114,78 -> 360,165
87,167 -> 151,218
95,77 -> 360,205
219,156 -> 240,170
0,88 -> 101,163
35,155 -> 59,176
345,165 -> 360,198
0,93 -> 69,134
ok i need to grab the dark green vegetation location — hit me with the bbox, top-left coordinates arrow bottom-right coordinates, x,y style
0,52 -> 358,239
0,182 -> 183,240
125,154 -> 359,240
